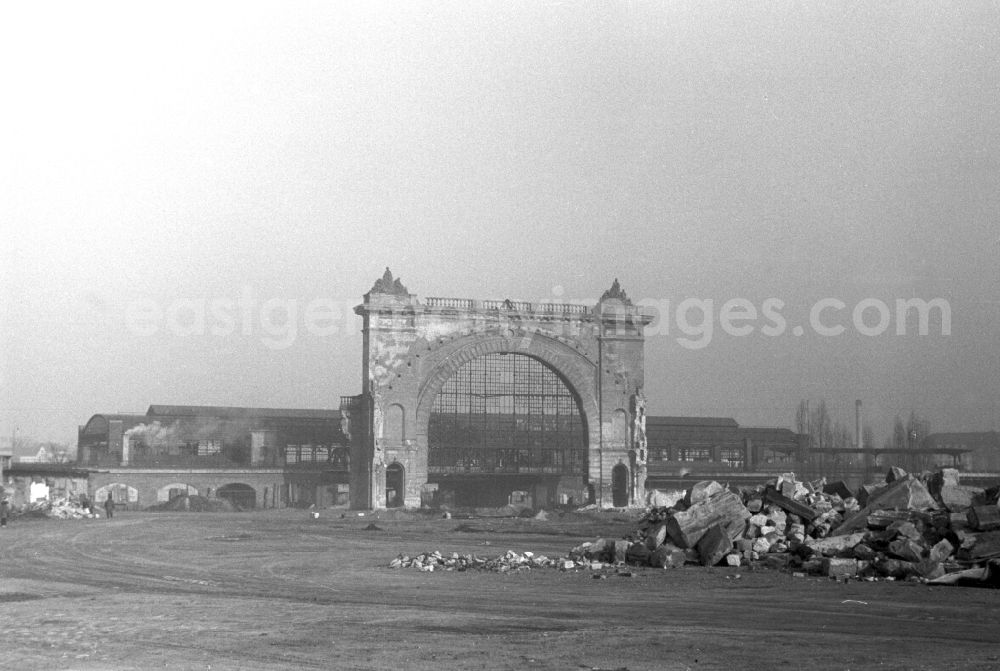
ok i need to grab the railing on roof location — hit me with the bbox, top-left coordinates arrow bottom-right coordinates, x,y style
425,297 -> 475,310
339,395 -> 361,409
424,297 -> 591,315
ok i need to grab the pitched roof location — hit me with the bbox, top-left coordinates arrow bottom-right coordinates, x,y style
646,416 -> 739,428
146,405 -> 340,420
80,414 -> 149,435
738,427 -> 799,437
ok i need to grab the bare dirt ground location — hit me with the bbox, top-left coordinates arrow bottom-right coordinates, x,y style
1,508 -> 998,671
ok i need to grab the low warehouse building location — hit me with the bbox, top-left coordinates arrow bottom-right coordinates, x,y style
76,405 -> 350,509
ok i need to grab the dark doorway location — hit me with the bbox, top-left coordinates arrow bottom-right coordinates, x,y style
217,483 -> 256,510
611,464 -> 629,508
386,463 -> 404,508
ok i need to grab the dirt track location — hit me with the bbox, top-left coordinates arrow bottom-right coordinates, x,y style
1,509 -> 998,670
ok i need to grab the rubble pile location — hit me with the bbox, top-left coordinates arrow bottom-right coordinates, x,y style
389,549 -> 559,572
585,467 -> 1000,585
24,497 -> 99,520
387,468 -> 1000,587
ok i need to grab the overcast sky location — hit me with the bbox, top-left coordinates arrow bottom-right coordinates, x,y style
3,1 -> 998,446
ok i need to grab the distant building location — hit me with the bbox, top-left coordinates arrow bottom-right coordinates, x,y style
922,432 -> 1000,472
77,405 -> 349,509
0,442 -> 12,479
2,462 -> 92,508
645,416 -> 808,490
14,445 -> 59,464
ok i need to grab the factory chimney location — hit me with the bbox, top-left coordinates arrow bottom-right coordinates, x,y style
855,400 -> 863,449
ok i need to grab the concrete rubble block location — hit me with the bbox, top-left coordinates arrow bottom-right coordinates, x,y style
865,512 -> 896,530
766,507 -> 788,531
836,479 -> 938,535
763,486 -> 818,522
927,468 -> 961,496
686,480 -> 724,506
914,559 -> 945,580
774,472 -> 795,489
576,538 -> 608,561
823,481 -> 854,500
764,553 -> 791,570
787,521 -> 806,536
812,498 -> 834,514
852,543 -> 875,561
780,480 -> 797,499
887,520 -> 923,542
648,543 -> 687,568
822,557 -> 859,579
626,542 -> 651,566
873,477 -> 937,512
928,538 -> 954,564
967,506 -> 1000,532
806,532 -> 866,557
665,490 -> 751,548
888,538 -> 925,563
752,537 -> 772,554
970,530 -> 1000,560
877,558 -> 917,579
928,559 -> 1000,587
613,540 -> 631,564
816,509 -> 843,526
857,483 -> 887,507
885,466 -> 909,483
746,497 -> 763,513
644,523 -> 668,551
725,553 -> 742,567
938,485 -> 980,512
748,513 -> 769,529
696,524 -> 734,567
647,489 -> 686,509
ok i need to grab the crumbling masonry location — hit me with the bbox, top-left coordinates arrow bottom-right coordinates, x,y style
346,269 -> 653,510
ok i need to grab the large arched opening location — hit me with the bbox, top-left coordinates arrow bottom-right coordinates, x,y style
425,351 -> 588,507
217,483 -> 256,510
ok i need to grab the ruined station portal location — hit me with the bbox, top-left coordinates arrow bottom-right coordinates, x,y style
345,269 -> 652,510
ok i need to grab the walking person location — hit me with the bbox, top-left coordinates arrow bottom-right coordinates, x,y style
1,497 -> 9,527
104,492 -> 115,519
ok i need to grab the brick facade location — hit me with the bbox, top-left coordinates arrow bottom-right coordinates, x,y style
88,469 -> 287,510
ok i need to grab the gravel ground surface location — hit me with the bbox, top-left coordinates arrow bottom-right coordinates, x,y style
1,508 -> 998,670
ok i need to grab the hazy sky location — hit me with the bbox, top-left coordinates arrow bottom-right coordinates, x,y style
3,1 -> 999,446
